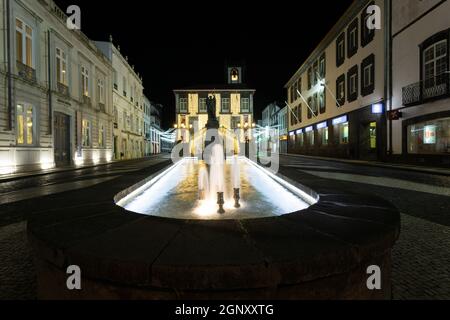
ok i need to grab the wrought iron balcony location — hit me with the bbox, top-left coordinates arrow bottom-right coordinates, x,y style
57,82 -> 69,96
17,61 -> 36,82
402,73 -> 449,106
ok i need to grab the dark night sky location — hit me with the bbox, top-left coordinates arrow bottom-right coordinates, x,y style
53,0 -> 353,128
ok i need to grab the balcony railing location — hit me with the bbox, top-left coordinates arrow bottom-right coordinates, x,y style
57,82 -> 69,96
403,74 -> 449,106
17,61 -> 36,82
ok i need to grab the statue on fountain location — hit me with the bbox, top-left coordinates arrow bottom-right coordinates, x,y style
206,95 -> 219,129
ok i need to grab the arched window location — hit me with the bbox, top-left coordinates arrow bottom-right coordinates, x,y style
231,68 -> 239,82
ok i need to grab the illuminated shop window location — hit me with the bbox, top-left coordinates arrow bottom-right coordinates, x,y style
340,122 -> 349,144
16,104 -> 34,145
408,117 -> 450,154
370,122 -> 377,149
82,119 -> 91,147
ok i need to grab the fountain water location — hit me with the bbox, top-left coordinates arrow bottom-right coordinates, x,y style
209,142 -> 226,213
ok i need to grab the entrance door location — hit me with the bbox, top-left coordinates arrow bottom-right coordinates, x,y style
359,122 -> 378,160
54,112 -> 71,166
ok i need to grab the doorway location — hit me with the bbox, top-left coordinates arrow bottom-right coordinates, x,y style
54,112 -> 71,166
359,121 -> 378,161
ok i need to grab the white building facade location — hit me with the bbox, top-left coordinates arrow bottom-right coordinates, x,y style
95,40 -> 145,161
390,0 -> 450,166
285,0 -> 388,161
0,0 -> 113,174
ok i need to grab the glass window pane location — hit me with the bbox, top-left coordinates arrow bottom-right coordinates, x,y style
16,31 -> 23,63
26,37 -> 32,67
26,107 -> 33,145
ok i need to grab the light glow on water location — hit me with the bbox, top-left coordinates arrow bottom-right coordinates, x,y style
117,158 -> 317,220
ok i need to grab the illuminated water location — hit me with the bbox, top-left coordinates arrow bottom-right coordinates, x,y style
118,158 -> 316,220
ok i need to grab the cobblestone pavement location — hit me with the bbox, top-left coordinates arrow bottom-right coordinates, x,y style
0,154 -> 449,299
393,214 -> 450,299
0,222 -> 36,300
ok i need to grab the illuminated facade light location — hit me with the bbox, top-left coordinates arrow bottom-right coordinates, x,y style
296,129 -> 303,135
316,122 -> 328,130
289,131 -> 295,136
332,115 -> 348,126
372,103 -> 384,114
305,126 -> 313,133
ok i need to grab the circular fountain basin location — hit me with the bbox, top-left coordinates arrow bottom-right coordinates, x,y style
28,158 -> 400,300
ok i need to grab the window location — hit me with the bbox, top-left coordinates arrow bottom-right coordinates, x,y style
407,117 -> 450,154
319,89 -> 326,114
339,122 -> 349,144
319,53 -> 326,79
307,67 -> 313,89
361,2 -> 375,47
423,39 -> 448,89
347,65 -> 358,102
81,66 -> 89,97
98,123 -> 105,148
231,68 -> 239,82
123,76 -> 127,96
82,119 -> 91,147
221,98 -> 230,113
347,19 -> 359,58
336,33 -> 345,67
16,103 -> 34,145
293,81 -> 298,101
97,78 -> 105,103
241,98 -> 250,113
336,74 -> 346,107
16,18 -> 33,68
231,116 -> 240,129
320,127 -> 329,146
297,78 -> 302,97
113,69 -> 118,89
370,122 -> 377,149
361,54 -> 375,96
312,93 -> 318,116
114,106 -> 118,123
56,48 -> 67,85
306,130 -> 315,146
179,98 -> 188,113
297,132 -> 304,147
199,98 -> 207,113
313,62 -> 319,86
297,104 -> 302,124
293,107 -> 298,125
307,97 -> 313,119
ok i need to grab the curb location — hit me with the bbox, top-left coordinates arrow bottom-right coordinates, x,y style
280,153 -> 450,177
0,155 -> 163,183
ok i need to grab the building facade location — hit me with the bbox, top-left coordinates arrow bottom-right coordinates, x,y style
173,64 -> 255,156
144,97 -> 162,155
278,106 -> 288,154
143,96 -> 152,156
285,0 -> 388,161
95,40 -> 144,161
260,102 -> 281,155
391,0 -> 450,166
0,0 -> 114,174
149,102 -> 162,154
